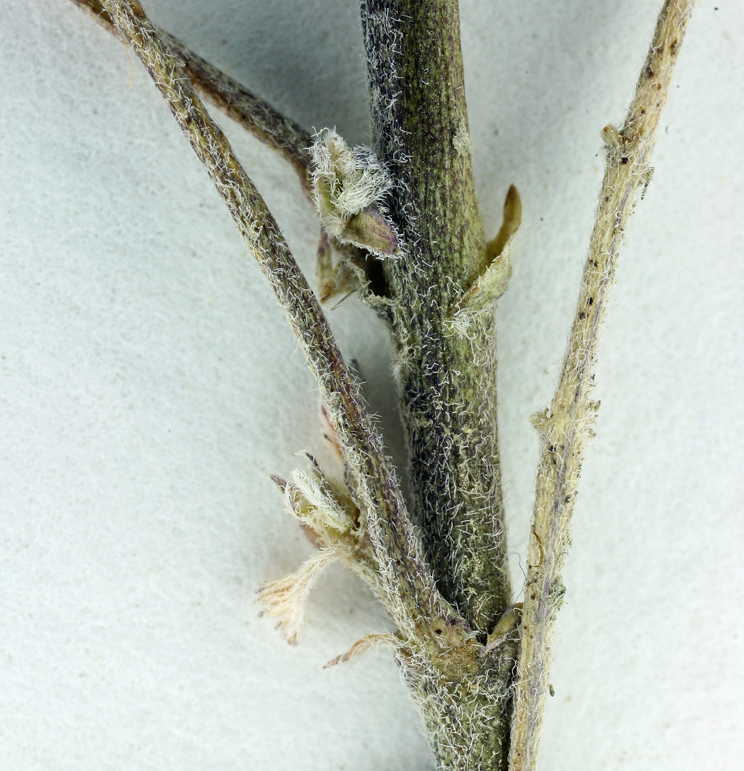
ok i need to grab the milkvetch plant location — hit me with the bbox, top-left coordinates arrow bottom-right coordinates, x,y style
52,0 -> 698,768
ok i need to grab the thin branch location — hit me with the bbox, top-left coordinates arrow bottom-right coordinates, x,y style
69,0 -> 313,192
508,2 -> 697,769
97,0 -> 464,642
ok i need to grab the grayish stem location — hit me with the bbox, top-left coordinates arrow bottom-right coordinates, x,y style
360,0 -> 510,635
99,0 -> 463,640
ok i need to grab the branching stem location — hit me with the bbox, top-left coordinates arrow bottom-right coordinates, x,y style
508,3 -> 697,769
98,0 -> 462,640
69,0 -> 699,767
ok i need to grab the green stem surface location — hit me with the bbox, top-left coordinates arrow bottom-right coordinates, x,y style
361,0 -> 511,635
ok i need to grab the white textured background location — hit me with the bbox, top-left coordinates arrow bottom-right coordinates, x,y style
1,1 -> 742,769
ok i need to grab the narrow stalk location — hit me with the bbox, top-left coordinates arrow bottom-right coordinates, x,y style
69,0 -> 313,191
99,0 -> 463,640
508,3 -> 697,769
360,0 -> 510,634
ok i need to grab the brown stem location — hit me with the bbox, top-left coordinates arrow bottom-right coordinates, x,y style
508,2 -> 698,769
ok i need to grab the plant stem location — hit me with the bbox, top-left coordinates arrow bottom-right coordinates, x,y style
98,0 -> 461,639
73,1 -> 699,768
508,2 -> 697,769
360,0 -> 510,635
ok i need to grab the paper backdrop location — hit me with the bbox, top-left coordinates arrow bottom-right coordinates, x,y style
1,1 -> 742,769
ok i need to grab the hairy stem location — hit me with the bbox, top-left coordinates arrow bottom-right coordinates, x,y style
69,0 -> 313,191
360,0 -> 510,635
508,2 -> 697,769
99,0 -> 463,640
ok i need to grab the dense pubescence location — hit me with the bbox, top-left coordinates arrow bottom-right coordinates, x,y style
360,0 -> 512,636
89,1 -> 696,770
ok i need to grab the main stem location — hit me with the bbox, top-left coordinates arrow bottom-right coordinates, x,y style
360,0 -> 510,635
358,3 -> 517,769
